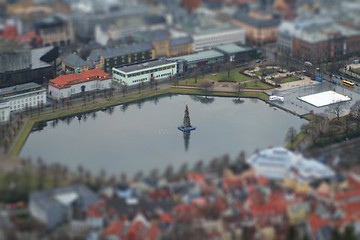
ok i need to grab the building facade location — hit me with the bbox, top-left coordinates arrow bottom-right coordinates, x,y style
88,43 -> 155,73
0,82 -> 47,113
277,17 -> 360,64
35,14 -> 75,47
170,50 -> 224,74
0,102 -> 10,124
61,53 -> 96,75
48,69 -> 112,100
233,10 -> 281,45
192,28 -> 245,52
112,59 -> 177,86
0,42 -> 58,88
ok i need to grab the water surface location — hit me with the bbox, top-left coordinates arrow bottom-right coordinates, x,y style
20,95 -> 306,176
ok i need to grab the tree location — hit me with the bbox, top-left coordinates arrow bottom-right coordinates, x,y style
200,81 -> 213,92
350,100 -> 360,131
285,127 -> 298,149
191,68 -> 200,83
326,100 -> 348,120
222,62 -> 233,79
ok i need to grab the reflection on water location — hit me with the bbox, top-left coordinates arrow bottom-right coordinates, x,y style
21,95 -> 306,177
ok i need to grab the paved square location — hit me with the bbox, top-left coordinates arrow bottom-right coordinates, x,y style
298,91 -> 351,107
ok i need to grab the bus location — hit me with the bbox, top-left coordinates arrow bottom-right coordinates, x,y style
342,79 -> 355,87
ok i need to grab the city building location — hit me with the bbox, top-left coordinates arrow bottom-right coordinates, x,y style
233,9 -> 281,45
173,11 -> 245,51
277,16 -> 360,64
48,69 -> 112,100
0,102 -> 10,124
0,82 -> 47,113
170,50 -> 224,74
29,184 -> 98,229
112,59 -> 177,86
71,0 -> 148,41
246,147 -> 335,182
88,42 -> 155,73
169,36 -> 194,57
61,53 -> 96,75
34,14 -> 74,47
215,44 -> 256,62
0,41 -> 58,88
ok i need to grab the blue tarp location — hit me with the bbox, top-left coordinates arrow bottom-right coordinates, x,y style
315,76 -> 323,82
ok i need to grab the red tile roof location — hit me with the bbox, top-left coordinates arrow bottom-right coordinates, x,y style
18,31 -> 42,44
49,69 -> 110,89
308,214 -> 328,234
103,219 -> 126,237
187,172 -> 205,184
87,205 -> 102,218
146,224 -> 161,240
335,189 -> 360,202
160,213 -> 173,223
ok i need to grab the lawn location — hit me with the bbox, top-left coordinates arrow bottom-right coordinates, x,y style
243,80 -> 273,90
208,68 -> 251,82
279,75 -> 301,84
351,68 -> 360,75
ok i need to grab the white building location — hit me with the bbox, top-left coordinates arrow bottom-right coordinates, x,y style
112,59 -> 177,86
246,147 -> 335,183
192,28 -> 245,52
0,82 -> 47,116
48,69 -> 112,100
0,102 -> 10,124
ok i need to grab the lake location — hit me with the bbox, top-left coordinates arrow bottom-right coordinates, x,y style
20,94 -> 307,177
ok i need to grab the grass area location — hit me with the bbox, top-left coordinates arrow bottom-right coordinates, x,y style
351,68 -> 360,75
243,80 -> 273,90
279,75 -> 301,84
207,67 -> 251,82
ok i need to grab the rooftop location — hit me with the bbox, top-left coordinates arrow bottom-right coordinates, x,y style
246,147 -> 335,182
114,59 -> 176,73
0,82 -> 44,99
63,53 -> 93,68
233,10 -> 281,28
89,42 -> 153,60
170,50 -> 224,63
169,36 -> 193,46
50,69 -> 110,88
31,46 -> 54,69
215,44 -> 252,54
278,16 -> 360,43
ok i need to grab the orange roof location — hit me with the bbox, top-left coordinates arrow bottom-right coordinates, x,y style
160,213 -> 173,223
335,189 -> 360,202
87,205 -> 102,218
49,69 -> 110,88
257,176 -> 268,186
103,219 -> 126,236
146,224 -> 161,240
187,172 -> 205,184
18,31 -> 42,44
308,214 -> 328,234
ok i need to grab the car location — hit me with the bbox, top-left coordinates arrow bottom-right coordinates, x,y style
255,60 -> 261,63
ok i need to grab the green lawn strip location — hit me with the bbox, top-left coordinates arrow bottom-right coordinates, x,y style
279,75 -> 301,84
243,81 -> 273,89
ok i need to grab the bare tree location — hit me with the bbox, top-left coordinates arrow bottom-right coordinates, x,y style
350,100 -> 360,131
285,127 -> 297,149
326,100 -> 348,120
200,81 -> 213,92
